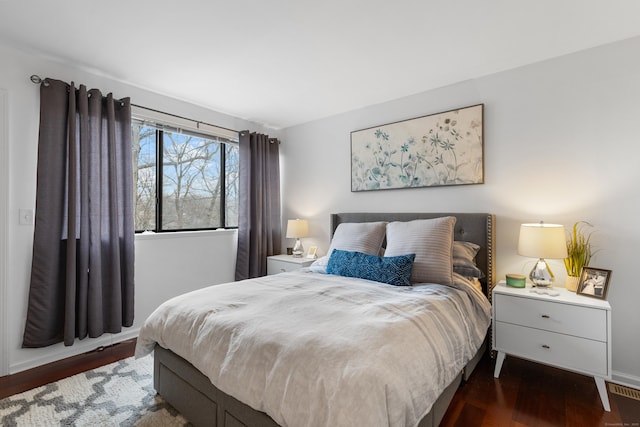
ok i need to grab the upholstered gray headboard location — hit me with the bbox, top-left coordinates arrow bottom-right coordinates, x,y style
330,212 -> 496,299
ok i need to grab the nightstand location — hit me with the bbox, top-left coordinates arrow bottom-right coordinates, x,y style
492,280 -> 612,411
267,254 -> 315,275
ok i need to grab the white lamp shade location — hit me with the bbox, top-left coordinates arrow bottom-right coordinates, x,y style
517,223 -> 568,259
286,219 -> 309,238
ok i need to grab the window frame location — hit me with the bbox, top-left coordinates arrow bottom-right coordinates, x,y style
132,106 -> 239,233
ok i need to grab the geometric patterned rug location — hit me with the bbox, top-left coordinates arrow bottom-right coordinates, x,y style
0,355 -> 191,426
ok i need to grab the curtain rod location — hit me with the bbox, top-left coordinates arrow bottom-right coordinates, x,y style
30,75 -> 49,86
30,75 -> 240,135
131,104 -> 239,135
30,74 -> 127,105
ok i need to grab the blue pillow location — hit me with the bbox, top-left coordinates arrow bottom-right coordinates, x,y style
326,249 -> 415,286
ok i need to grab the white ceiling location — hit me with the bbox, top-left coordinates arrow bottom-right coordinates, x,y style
2,1 -> 640,129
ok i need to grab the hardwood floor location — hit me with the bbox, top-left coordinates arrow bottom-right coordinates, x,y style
441,352 -> 640,426
2,341 -> 639,426
0,338 -> 136,400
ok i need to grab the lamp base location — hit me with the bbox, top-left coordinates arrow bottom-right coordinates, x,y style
530,258 -> 555,287
292,239 -> 304,258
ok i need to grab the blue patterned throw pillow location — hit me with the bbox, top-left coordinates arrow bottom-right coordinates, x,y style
326,249 -> 415,286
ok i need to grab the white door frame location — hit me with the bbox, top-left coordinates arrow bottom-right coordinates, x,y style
0,89 -> 9,375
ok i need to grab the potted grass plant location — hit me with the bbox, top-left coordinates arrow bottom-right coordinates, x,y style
564,221 -> 594,292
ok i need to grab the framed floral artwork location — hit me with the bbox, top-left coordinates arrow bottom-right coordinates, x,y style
351,104 -> 484,191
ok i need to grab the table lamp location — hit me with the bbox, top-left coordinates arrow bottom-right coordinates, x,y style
286,219 -> 309,258
517,222 -> 568,287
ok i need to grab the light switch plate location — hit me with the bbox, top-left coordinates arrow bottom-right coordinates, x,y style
19,208 -> 33,225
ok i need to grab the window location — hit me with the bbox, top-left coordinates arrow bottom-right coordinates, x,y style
132,108 -> 239,232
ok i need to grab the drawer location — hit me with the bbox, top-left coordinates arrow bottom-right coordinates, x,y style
494,293 -> 607,341
267,259 -> 299,275
495,322 -> 608,376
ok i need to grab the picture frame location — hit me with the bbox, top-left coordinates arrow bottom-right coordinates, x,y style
306,246 -> 318,259
350,104 -> 484,192
576,267 -> 612,300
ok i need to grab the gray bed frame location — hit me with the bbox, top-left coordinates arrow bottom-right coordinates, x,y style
153,212 -> 496,427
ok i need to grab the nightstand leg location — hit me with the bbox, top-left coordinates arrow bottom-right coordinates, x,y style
594,377 -> 611,412
493,351 -> 506,378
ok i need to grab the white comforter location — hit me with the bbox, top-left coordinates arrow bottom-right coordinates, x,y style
136,270 -> 491,427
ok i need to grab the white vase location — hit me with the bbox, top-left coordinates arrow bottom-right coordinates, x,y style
565,276 -> 580,292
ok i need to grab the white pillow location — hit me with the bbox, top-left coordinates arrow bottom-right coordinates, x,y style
309,256 -> 329,273
327,222 -> 387,256
384,217 -> 456,285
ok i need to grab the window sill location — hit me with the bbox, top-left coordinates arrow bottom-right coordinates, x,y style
134,229 -> 237,241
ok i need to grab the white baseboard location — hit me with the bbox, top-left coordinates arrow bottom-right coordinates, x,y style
611,370 -> 640,390
10,327 -> 140,375
112,328 -> 141,345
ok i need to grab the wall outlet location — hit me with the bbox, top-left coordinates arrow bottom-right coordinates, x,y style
19,208 -> 33,225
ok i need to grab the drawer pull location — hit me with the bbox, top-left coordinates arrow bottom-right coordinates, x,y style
542,344 -> 550,349
541,315 -> 550,319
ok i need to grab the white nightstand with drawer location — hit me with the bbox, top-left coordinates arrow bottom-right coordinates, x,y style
492,280 -> 612,411
267,255 -> 315,275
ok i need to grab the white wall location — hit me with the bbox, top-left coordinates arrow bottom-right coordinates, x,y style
3,34 -> 639,387
0,41 -> 277,374
133,230 -> 238,333
281,37 -> 640,387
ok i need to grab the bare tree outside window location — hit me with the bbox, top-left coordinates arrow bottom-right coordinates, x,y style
132,121 -> 238,232
132,123 -> 156,231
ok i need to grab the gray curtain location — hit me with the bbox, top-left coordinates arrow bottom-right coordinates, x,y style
235,131 -> 281,280
23,78 -> 135,348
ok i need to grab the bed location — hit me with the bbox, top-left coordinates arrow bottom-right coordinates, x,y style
136,212 -> 496,427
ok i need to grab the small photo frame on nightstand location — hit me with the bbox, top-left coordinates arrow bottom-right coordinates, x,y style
306,246 -> 318,259
576,267 -> 612,300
